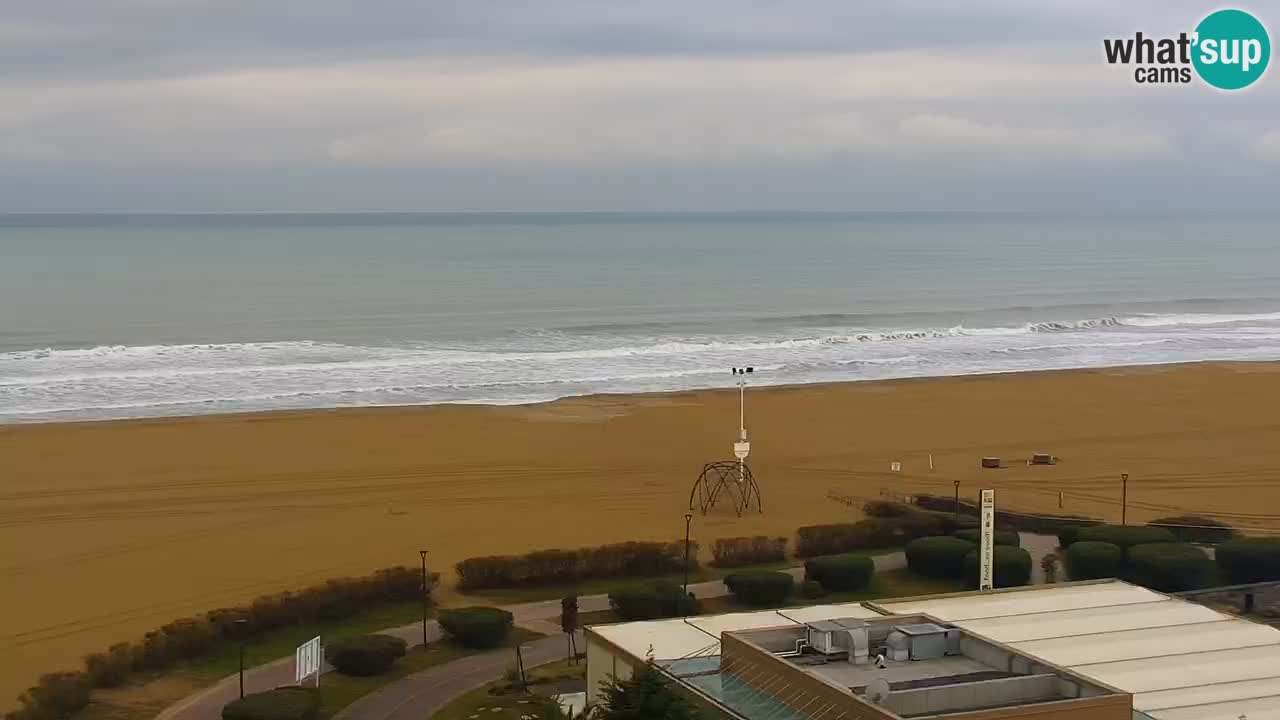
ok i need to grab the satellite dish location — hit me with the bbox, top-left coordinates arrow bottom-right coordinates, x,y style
866,678 -> 892,706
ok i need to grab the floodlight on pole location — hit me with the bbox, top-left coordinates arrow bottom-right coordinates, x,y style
731,367 -> 753,483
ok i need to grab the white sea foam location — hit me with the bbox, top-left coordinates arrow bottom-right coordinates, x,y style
3,310 -> 1280,422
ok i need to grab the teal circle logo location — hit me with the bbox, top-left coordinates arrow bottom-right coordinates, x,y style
1192,9 -> 1270,90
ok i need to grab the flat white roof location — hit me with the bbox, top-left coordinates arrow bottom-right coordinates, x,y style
878,581 -> 1280,719
589,605 -> 880,661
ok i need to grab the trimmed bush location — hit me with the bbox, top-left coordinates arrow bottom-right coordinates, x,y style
1076,525 -> 1177,551
438,607 -> 514,649
455,540 -> 697,590
222,687 -> 320,720
804,554 -> 875,592
962,546 -> 1032,589
711,536 -> 787,568
863,500 -> 913,518
10,672 -> 92,720
912,493 -> 1100,536
1216,538 -> 1280,583
723,571 -> 794,607
324,634 -> 407,676
800,580 -> 826,600
952,529 -> 1020,547
1148,516 -> 1238,544
1065,541 -> 1124,580
795,510 -> 957,558
905,536 -> 976,579
1125,543 -> 1215,592
1057,524 -> 1099,549
608,582 -> 700,621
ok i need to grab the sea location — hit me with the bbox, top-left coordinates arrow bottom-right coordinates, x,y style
2,211 -> 1279,424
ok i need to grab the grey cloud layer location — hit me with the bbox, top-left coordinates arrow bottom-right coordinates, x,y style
1,0 -> 1276,211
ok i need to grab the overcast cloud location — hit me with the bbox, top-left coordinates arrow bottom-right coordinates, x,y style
1,1 -> 1276,211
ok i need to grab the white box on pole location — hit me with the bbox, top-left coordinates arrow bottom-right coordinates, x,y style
296,636 -> 321,687
979,490 -> 995,591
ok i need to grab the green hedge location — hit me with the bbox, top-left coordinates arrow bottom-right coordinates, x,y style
962,546 -> 1032,589
905,536 -> 976,579
438,607 -> 514,649
1147,516 -> 1238,544
1216,538 -> 1280,583
1065,541 -> 1124,580
222,687 -> 320,720
723,571 -> 794,607
952,529 -> 1020,547
862,500 -> 914,517
608,582 -> 700,621
8,566 -> 430,720
455,540 -> 697,590
324,634 -> 407,676
803,554 -> 875,592
711,536 -> 787,568
1124,543 -> 1215,592
911,494 -> 1098,535
795,510 -> 963,558
800,580 -> 826,599
1076,525 -> 1177,550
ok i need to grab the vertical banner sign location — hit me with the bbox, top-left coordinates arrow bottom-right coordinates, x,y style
979,490 -> 995,591
296,636 -> 322,687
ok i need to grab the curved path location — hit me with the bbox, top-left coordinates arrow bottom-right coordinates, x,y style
157,542 -> 1050,720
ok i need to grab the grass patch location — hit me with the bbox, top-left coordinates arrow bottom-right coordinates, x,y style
179,601 -> 432,678
315,628 -> 544,720
432,657 -> 585,720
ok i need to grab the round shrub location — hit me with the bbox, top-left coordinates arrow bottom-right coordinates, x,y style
324,634 -> 407,676
962,546 -> 1032,589
723,570 -> 794,607
1076,525 -> 1176,550
1065,541 -> 1123,580
800,580 -> 826,600
1056,524 -> 1098,548
952,529 -> 1020,547
804,554 -> 875,592
905,536 -> 975,579
1147,516 -> 1238,544
222,687 -> 320,720
608,582 -> 699,621
438,607 -> 514,649
1125,543 -> 1215,592
1216,538 -> 1280,583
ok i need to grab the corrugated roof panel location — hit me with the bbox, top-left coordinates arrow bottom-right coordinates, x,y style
878,581 -> 1166,621
1137,677 -> 1280,713
1077,644 -> 1280,695
956,600 -> 1224,643
1012,617 -> 1275,665
1146,694 -> 1280,720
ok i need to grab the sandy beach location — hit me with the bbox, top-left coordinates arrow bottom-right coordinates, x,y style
4,361 -> 1280,704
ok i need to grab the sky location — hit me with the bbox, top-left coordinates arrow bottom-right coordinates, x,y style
1,1 -> 1277,212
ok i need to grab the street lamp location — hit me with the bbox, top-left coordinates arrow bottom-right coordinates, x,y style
683,513 -> 694,602
235,618 -> 248,699
419,550 -> 430,648
953,481 -> 961,517
1120,474 -> 1129,526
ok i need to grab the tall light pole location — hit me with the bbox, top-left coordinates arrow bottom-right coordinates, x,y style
683,513 -> 693,605
235,618 -> 248,699
731,367 -> 753,484
1120,474 -> 1129,526
953,480 -> 961,517
419,550 -> 430,648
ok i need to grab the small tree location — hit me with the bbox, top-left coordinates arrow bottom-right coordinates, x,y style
1041,552 -> 1059,584
561,596 -> 579,663
598,662 -> 698,720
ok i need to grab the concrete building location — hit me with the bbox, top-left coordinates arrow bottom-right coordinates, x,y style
584,580 -> 1280,720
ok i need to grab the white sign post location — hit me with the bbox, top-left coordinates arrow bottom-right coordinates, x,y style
979,490 -> 995,591
295,636 -> 321,687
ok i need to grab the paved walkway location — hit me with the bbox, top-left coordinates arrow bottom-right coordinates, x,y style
155,538 -> 1052,720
